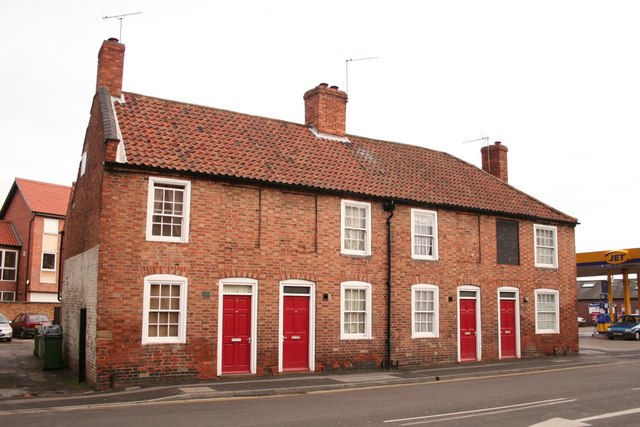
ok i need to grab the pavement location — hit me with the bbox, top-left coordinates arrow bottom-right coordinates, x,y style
1,326 -> 639,412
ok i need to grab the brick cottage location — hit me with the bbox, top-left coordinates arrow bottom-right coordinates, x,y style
62,38 -> 578,389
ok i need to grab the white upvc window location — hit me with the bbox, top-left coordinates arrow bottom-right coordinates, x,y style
534,224 -> 558,268
411,209 -> 438,260
41,218 -> 59,272
340,281 -> 372,339
0,249 -> 18,281
341,200 -> 371,256
41,252 -> 56,271
535,289 -> 559,334
412,284 -> 439,338
0,291 -> 15,301
142,274 -> 188,344
146,177 -> 191,243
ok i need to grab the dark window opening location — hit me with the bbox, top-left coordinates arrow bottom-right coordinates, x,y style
496,219 -> 520,265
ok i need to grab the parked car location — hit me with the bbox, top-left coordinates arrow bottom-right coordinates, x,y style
10,313 -> 51,339
605,314 -> 640,341
577,316 -> 586,326
0,313 -> 12,342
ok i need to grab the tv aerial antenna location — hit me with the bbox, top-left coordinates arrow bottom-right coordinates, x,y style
102,11 -> 142,42
462,135 -> 492,171
461,135 -> 489,146
345,56 -> 379,93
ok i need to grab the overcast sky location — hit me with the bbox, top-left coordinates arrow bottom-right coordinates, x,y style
1,1 -> 638,254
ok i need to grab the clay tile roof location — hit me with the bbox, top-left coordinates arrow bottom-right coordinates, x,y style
15,178 -> 71,216
0,221 -> 20,247
113,92 -> 576,224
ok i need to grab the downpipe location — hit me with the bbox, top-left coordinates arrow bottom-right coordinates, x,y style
383,200 -> 395,370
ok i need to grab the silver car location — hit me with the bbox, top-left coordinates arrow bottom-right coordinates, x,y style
0,313 -> 12,342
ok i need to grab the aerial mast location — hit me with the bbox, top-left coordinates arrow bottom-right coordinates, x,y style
102,11 -> 142,42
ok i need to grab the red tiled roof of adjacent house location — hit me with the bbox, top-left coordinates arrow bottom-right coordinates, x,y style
112,92 -> 576,224
0,220 -> 20,246
14,178 -> 71,216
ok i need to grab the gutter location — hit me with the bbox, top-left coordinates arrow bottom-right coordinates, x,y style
383,200 -> 395,370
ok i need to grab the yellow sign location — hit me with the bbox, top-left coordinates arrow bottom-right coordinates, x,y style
604,250 -> 630,265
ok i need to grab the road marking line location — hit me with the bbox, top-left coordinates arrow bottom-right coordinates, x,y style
578,406 -> 640,422
384,398 -> 574,425
533,406 -> 640,426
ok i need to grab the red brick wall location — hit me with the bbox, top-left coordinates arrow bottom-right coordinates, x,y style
0,301 -> 59,323
82,169 -> 576,388
61,93 -> 110,388
2,192 -> 32,300
63,94 -> 107,260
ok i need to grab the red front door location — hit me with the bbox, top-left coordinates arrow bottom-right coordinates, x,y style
459,298 -> 477,362
222,295 -> 251,374
500,299 -> 517,358
283,295 -> 310,371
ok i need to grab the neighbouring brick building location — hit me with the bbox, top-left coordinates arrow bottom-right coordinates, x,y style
577,279 -> 639,325
0,178 -> 70,302
62,38 -> 579,389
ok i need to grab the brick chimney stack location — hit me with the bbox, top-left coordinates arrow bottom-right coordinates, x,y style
96,38 -> 125,97
481,141 -> 509,182
304,83 -> 348,137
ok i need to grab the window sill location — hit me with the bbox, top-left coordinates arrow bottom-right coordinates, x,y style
534,265 -> 558,270
340,252 -> 372,259
146,237 -> 190,244
411,257 -> 439,262
340,336 -> 373,341
142,339 -> 187,345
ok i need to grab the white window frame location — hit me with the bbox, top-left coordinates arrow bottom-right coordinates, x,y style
80,151 -> 87,176
340,281 -> 372,340
0,291 -> 16,301
142,274 -> 188,344
146,177 -> 191,243
411,284 -> 439,338
534,224 -> 558,268
0,249 -> 18,281
411,209 -> 438,260
535,289 -> 560,334
340,200 -> 371,256
41,251 -> 57,272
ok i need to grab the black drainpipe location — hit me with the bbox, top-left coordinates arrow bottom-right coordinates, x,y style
383,200 -> 395,370
57,230 -> 64,302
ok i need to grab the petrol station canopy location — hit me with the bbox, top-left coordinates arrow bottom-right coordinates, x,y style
576,248 -> 640,278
